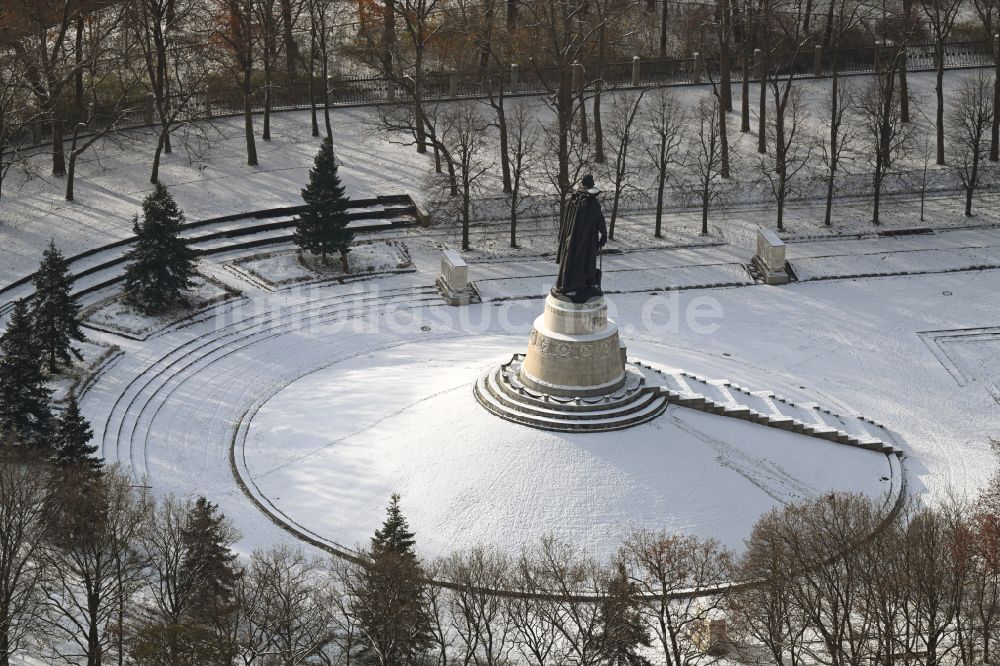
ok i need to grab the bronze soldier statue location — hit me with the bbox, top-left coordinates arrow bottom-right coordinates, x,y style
554,174 -> 608,303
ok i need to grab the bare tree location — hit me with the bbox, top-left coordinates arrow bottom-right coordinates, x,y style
506,102 -> 540,248
42,467 -> 151,666
132,0 -> 216,184
619,529 -> 732,666
444,547 -> 517,665
532,537 -> 606,665
251,545 -> 333,664
949,71 -> 996,216
821,78 -> 857,226
971,0 -> 1000,160
255,0 -> 283,142
642,89 -> 686,238
859,56 -> 913,224
730,513 -> 809,666
684,96 -> 728,235
0,460 -> 50,666
508,551 -> 561,666
756,85 -> 813,230
64,18 -> 144,202
603,90 -> 647,239
440,103 -> 492,250
10,0 -> 125,177
211,0 -> 259,166
0,41 -> 39,202
917,0 -> 963,165
521,0 -> 606,220
961,443 -> 1000,666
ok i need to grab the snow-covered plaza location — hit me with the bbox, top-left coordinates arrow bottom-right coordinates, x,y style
68,227 -> 997,560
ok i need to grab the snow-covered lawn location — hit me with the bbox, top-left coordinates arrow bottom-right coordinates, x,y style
70,233 -> 1000,561
81,273 -> 240,340
228,240 -> 412,288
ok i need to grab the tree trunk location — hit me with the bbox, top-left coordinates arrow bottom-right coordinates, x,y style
263,68 -> 272,141
243,70 -> 258,166
741,39 -> 752,132
655,140 -> 666,237
52,116 -> 66,176
992,55 -> 1000,161
414,40 -> 427,153
510,189 -> 518,247
462,180 -> 471,250
593,81 -> 604,163
701,184 -> 710,234
660,0 -> 669,56
825,70 -> 838,226
75,17 -> 85,121
151,128 -> 167,184
872,159 -> 883,225
495,82 -> 512,193
758,67 -> 767,153
720,0 -> 732,112
900,0 -> 912,122
321,48 -> 332,141
280,0 -> 298,77
935,41 -> 945,165
967,156 -> 979,216
719,91 -> 730,176
384,0 -> 396,71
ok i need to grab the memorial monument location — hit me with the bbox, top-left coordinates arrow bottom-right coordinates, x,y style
475,176 -> 669,431
519,175 -> 627,397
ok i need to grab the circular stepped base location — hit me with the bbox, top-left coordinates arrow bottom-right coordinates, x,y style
474,355 -> 669,432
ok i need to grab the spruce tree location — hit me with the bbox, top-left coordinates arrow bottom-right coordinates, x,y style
295,136 -> 353,267
52,391 -> 102,475
180,497 -> 241,624
355,494 -> 432,665
596,562 -> 653,666
0,300 -> 52,446
32,239 -> 85,373
123,184 -> 196,312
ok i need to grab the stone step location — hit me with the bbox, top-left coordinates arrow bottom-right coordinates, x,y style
482,371 -> 659,422
474,375 -> 668,433
489,368 -> 645,415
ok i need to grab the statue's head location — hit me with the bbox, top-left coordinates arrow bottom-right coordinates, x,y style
580,173 -> 600,195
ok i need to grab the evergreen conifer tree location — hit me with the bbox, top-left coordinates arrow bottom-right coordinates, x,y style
355,494 -> 432,665
0,300 -> 52,446
596,561 -> 653,666
295,136 -> 353,267
52,391 -> 102,474
32,239 -> 85,373
123,184 -> 196,311
179,497 -> 241,624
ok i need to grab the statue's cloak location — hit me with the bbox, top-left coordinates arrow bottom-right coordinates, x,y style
556,192 -> 606,297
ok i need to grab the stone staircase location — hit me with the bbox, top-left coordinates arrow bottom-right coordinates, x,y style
634,362 -> 903,456
475,355 -> 903,459
474,355 -> 669,432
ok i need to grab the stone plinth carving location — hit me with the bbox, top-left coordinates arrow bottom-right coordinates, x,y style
519,294 -> 627,397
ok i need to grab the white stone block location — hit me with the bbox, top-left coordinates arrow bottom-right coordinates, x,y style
440,250 -> 468,291
753,228 -> 790,285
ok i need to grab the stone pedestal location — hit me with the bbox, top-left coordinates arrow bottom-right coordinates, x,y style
752,228 -> 790,285
519,294 -> 627,397
437,250 -> 473,305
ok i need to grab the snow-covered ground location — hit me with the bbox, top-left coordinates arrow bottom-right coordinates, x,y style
72,230 -> 999,562
2,68 -> 998,565
2,70 -> 998,289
